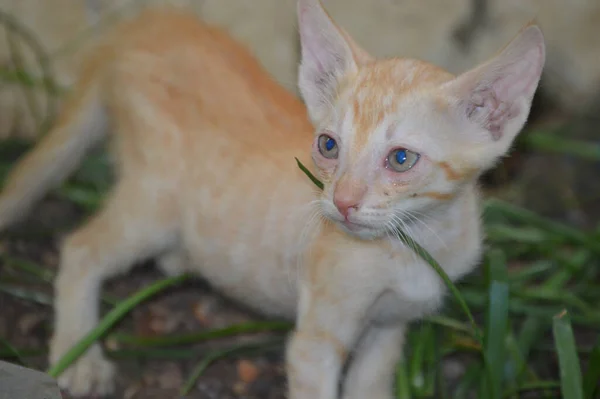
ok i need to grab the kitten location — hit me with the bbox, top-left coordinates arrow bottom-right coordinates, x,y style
0,1 -> 545,398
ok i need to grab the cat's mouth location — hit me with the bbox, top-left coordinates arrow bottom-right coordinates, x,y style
321,202 -> 385,237
341,219 -> 369,231
334,217 -> 382,237
337,220 -> 387,240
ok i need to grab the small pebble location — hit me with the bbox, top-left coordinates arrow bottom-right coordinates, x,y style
237,359 -> 260,384
193,300 -> 213,325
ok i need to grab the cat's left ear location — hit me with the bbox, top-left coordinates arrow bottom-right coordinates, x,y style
297,0 -> 373,124
443,24 -> 545,158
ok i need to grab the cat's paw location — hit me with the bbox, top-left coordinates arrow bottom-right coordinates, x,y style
51,347 -> 116,397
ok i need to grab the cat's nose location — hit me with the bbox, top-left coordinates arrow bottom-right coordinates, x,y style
333,179 -> 367,219
333,196 -> 360,219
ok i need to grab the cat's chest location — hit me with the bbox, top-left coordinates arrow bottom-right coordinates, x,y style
367,256 -> 447,324
365,231 -> 481,324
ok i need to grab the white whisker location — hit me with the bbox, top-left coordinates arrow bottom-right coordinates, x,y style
290,199 -> 325,290
387,213 -> 420,265
399,209 -> 447,250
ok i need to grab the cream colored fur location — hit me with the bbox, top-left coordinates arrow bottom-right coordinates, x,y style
0,2 -> 544,398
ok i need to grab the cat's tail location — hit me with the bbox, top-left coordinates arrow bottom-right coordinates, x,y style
0,72 -> 107,231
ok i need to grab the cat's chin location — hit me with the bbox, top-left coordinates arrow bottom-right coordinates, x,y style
336,220 -> 384,240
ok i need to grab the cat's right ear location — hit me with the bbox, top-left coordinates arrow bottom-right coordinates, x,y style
442,24 -> 545,164
297,0 -> 372,124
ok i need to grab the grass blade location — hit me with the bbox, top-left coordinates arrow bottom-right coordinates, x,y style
0,346 -> 46,359
503,331 -> 525,398
180,338 -> 283,395
295,157 -> 323,190
480,250 -> 510,399
485,199 -> 600,254
0,283 -> 53,306
524,129 -> 600,162
515,317 -> 544,382
3,256 -> 54,282
583,341 -> 600,399
553,310 -> 584,399
47,274 -> 190,378
422,325 -> 438,397
502,381 -> 561,398
408,324 -> 436,397
453,363 -> 483,399
396,358 -> 412,399
109,321 -> 292,347
0,335 -> 27,367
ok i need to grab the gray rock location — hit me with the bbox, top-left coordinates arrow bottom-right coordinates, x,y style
0,361 -> 61,399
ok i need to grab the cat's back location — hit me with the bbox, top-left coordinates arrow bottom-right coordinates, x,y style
100,8 -> 311,142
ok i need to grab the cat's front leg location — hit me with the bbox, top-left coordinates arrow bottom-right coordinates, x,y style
341,323 -> 406,399
286,283 -> 368,399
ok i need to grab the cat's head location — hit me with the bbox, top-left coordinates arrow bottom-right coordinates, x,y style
297,0 -> 545,240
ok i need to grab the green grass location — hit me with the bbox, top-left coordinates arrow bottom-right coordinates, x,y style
0,133 -> 599,398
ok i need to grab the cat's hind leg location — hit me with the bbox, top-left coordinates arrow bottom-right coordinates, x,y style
49,179 -> 179,397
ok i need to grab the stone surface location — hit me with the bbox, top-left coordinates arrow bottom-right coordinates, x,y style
0,360 -> 62,399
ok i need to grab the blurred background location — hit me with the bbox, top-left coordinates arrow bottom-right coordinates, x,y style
0,0 -> 599,398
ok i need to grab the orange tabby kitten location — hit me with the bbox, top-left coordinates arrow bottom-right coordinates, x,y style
0,1 -> 545,397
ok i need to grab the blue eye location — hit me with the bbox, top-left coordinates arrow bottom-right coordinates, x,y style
317,134 -> 339,159
387,148 -> 420,172
325,138 -> 335,151
395,149 -> 407,165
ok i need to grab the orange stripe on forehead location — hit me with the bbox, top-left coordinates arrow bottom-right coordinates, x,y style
342,59 -> 454,157
349,88 -> 394,153
344,65 -> 398,152
350,96 -> 386,151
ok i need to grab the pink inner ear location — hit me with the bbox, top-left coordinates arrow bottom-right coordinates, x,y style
298,0 -> 350,79
493,46 -> 544,104
467,86 -> 512,140
467,43 -> 544,140
298,9 -> 324,74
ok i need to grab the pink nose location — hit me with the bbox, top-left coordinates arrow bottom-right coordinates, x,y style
334,196 -> 360,219
333,179 -> 367,219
